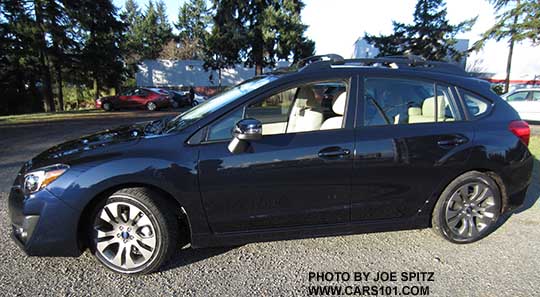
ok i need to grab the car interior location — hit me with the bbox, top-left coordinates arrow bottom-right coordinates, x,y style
365,79 -> 456,126
206,82 -> 348,141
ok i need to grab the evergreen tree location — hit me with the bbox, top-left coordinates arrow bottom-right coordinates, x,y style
0,0 -> 45,113
120,0 -> 145,77
204,0 -> 246,85
139,1 -> 172,59
364,0 -> 475,62
175,0 -> 211,59
472,0 -> 540,92
207,0 -> 315,75
67,0 -> 125,98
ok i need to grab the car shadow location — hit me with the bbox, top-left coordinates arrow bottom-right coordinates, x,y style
159,246 -> 236,272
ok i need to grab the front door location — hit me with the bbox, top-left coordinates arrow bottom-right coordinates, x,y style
197,77 -> 357,233
351,77 -> 474,221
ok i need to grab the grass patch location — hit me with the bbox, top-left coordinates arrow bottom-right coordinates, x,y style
529,136 -> 540,157
0,109 -> 104,125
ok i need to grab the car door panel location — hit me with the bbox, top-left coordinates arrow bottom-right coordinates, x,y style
197,129 -> 354,233
351,123 -> 473,221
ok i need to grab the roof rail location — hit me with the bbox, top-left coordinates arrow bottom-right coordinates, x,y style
297,54 -> 344,68
300,54 -> 467,76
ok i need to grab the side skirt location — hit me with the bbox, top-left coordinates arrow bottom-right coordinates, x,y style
191,216 -> 430,248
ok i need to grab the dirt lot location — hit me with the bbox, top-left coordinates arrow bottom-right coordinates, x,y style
0,110 -> 539,296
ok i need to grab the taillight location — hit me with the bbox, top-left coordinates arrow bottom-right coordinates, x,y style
509,120 -> 530,146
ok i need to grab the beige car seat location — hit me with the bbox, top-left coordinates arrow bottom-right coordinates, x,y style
287,87 -> 324,133
320,92 -> 346,130
408,96 -> 451,123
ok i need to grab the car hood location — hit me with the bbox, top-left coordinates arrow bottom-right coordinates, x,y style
26,123 -> 150,171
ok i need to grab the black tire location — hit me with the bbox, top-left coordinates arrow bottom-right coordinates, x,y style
102,102 -> 112,111
88,187 -> 179,274
432,171 -> 502,244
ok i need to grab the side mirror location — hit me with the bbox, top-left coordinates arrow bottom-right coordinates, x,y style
228,118 -> 262,154
232,118 -> 262,141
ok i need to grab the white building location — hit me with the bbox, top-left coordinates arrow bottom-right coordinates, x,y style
136,59 -> 289,88
351,38 -> 469,68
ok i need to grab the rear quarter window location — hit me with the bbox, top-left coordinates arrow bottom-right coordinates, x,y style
460,91 -> 491,118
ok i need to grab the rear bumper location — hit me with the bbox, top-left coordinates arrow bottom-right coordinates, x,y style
9,184 -> 82,257
501,153 -> 535,213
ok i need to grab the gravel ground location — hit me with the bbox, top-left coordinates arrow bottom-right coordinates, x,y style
0,111 -> 539,296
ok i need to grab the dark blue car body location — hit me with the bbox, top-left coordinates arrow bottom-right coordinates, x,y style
9,58 -> 533,257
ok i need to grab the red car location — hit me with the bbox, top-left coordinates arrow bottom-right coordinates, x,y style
95,88 -> 175,111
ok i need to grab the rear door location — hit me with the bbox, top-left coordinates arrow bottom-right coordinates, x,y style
351,77 -> 474,221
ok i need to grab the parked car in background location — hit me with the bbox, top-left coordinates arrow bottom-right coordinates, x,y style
502,88 -> 540,121
95,88 -> 175,111
10,55 -> 533,274
169,90 -> 208,107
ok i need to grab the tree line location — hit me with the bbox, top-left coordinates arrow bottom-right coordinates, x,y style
0,0 -> 315,115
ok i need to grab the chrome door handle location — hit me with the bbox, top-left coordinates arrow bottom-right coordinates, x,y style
318,148 -> 351,158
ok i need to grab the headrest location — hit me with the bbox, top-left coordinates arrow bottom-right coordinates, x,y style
422,96 -> 445,117
297,87 -> 318,108
332,92 -> 347,115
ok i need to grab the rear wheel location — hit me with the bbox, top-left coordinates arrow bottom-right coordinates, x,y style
146,102 -> 157,111
432,171 -> 501,243
89,188 -> 178,274
102,102 -> 112,111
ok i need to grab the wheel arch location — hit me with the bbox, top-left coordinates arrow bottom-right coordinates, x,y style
76,182 -> 192,251
422,168 -> 508,225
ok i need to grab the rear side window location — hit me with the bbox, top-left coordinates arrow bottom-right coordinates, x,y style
461,92 -> 491,118
364,78 -> 459,126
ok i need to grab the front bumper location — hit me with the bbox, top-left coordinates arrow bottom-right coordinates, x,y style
9,182 -> 82,257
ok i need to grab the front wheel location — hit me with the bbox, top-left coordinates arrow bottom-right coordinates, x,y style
432,171 -> 502,243
89,188 -> 178,274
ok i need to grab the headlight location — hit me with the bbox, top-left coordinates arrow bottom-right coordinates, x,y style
23,164 -> 69,194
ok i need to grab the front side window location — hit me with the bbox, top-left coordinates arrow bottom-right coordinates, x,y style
507,91 -> 529,102
165,76 -> 278,133
206,81 -> 348,141
364,78 -> 458,126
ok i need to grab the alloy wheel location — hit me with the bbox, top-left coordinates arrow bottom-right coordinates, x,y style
103,102 -> 111,111
147,102 -> 157,111
93,201 -> 157,270
444,181 -> 499,239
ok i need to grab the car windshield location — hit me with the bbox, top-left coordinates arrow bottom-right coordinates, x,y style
164,76 -> 278,133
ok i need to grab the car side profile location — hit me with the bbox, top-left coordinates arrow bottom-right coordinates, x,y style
95,87 -> 174,111
10,55 -> 533,274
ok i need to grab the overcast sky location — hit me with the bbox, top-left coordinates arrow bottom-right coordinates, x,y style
114,0 -> 539,79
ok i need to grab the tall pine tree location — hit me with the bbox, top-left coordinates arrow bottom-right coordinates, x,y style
364,0 -> 475,62
207,0 -> 314,75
